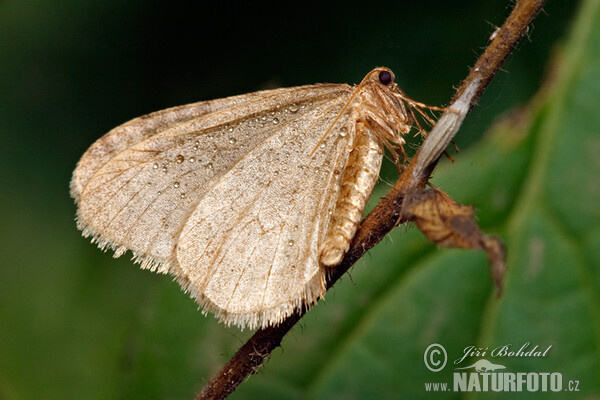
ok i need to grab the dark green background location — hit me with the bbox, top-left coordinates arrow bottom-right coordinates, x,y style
1,1 -> 598,399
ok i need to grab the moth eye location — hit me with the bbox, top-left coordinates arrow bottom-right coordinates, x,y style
378,70 -> 393,85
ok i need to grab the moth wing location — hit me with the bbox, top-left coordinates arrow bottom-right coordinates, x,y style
73,83 -> 353,293
72,88 -> 298,203
176,92 -> 355,328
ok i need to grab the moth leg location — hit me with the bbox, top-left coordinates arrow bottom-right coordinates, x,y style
391,90 -> 453,137
361,105 -> 407,169
393,89 -> 449,113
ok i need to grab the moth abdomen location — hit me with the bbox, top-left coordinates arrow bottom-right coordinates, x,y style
319,128 -> 383,267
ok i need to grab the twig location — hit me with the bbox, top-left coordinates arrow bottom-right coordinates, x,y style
196,0 -> 546,398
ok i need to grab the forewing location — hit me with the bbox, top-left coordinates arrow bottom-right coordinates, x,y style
74,84 -> 352,280
176,92 -> 355,328
71,90 -> 273,202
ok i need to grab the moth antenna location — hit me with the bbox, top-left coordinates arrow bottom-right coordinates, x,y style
310,84 -> 364,157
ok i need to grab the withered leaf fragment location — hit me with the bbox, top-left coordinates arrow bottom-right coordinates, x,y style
403,188 -> 506,293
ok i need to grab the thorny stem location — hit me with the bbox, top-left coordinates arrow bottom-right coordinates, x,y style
196,0 -> 546,398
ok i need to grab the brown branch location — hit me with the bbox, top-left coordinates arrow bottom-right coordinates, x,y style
196,1 -> 546,398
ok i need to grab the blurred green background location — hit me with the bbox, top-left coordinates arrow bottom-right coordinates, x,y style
1,0 -> 598,399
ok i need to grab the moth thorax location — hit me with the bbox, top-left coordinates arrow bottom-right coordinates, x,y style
354,87 -> 411,147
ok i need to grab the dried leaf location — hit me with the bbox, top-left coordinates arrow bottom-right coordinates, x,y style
403,188 -> 506,292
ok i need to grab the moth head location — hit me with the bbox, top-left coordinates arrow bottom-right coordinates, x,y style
359,67 -> 413,138
377,69 -> 394,86
364,67 -> 396,90
360,67 -> 396,88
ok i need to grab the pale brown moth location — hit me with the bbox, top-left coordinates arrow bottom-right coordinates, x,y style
71,67 -> 422,329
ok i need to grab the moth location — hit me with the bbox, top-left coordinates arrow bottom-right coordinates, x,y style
71,67 -> 420,329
